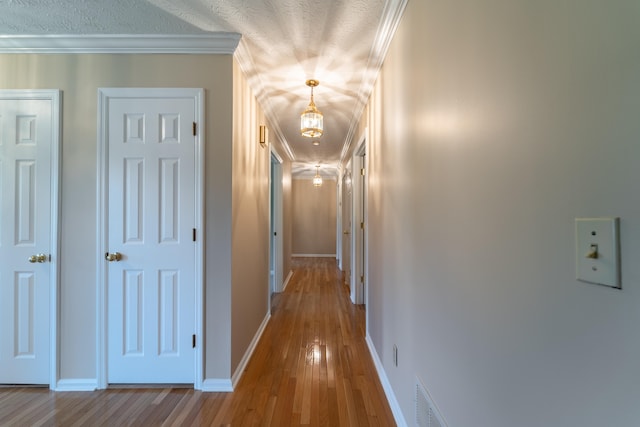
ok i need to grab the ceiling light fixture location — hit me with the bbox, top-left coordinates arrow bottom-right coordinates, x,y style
312,140 -> 320,146
313,165 -> 323,187
301,79 -> 323,138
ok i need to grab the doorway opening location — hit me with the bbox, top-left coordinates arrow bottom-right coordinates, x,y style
269,149 -> 284,302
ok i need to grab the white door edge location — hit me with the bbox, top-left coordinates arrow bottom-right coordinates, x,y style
95,88 -> 204,389
0,89 -> 61,389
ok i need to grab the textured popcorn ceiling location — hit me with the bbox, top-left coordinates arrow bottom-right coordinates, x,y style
0,0 -> 396,176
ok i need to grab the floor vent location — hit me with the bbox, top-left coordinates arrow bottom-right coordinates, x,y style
415,377 -> 446,427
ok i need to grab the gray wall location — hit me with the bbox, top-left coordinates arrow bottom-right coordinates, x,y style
292,178 -> 337,255
230,60 -> 270,373
365,1 -> 640,426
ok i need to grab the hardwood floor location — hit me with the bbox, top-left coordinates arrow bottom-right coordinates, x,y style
0,257 -> 396,426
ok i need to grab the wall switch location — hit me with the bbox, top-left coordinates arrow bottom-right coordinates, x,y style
575,217 -> 620,289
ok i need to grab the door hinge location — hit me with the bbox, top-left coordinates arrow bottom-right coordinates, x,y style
192,228 -> 196,242
360,275 -> 364,283
192,122 -> 197,136
360,222 -> 364,230
360,168 -> 365,176
192,334 -> 196,348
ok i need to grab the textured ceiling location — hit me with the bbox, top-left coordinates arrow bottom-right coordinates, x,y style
0,0 -> 402,176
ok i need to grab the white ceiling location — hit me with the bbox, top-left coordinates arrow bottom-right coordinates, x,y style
0,0 -> 405,176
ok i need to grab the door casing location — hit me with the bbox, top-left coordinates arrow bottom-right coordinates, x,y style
341,161 -> 352,289
269,148 -> 284,295
352,136 -> 368,306
96,88 -> 204,389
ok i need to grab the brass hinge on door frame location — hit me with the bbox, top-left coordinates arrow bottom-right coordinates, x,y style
360,275 -> 364,283
360,168 -> 365,176
192,122 -> 197,136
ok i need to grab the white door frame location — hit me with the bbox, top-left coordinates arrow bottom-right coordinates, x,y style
0,89 -> 61,389
351,134 -> 368,305
341,160 -> 353,291
336,171 -> 343,270
269,147 -> 284,294
96,88 -> 204,389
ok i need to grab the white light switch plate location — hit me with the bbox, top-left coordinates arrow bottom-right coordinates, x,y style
575,217 -> 620,288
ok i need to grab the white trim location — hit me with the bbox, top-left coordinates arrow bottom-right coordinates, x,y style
200,378 -> 233,392
49,90 -> 62,391
352,134 -> 368,305
0,89 -> 61,389
54,379 -> 99,392
292,254 -> 337,258
0,34 -> 241,54
339,0 -> 409,165
336,174 -> 343,269
231,312 -> 271,389
193,90 -> 206,391
339,160 -> 353,296
269,149 -> 284,294
96,89 -> 107,388
96,88 -> 205,389
270,146 -> 284,164
282,270 -> 294,292
365,334 -> 408,427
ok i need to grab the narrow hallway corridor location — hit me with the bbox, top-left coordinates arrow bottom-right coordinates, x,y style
0,257 -> 396,426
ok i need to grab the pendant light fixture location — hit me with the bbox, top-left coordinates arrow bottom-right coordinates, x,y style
301,79 -> 323,138
312,165 -> 323,187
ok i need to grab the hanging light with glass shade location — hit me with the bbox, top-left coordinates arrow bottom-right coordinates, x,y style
313,165 -> 323,187
301,79 -> 323,138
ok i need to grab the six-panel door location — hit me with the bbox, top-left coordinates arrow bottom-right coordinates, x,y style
106,96 -> 196,384
0,98 -> 52,384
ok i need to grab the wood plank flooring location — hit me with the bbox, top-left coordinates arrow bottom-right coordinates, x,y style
0,257 -> 396,426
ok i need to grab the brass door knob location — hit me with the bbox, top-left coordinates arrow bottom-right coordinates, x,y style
105,252 -> 122,262
28,254 -> 48,263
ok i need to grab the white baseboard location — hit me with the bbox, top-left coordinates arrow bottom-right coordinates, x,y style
200,378 -> 233,392
292,254 -> 336,258
54,379 -> 99,392
231,311 -> 271,389
282,270 -> 293,291
365,334 -> 408,427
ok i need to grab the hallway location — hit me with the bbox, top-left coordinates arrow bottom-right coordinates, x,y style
0,258 -> 396,426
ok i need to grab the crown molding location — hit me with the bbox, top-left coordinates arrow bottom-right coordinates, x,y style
339,0 -> 409,165
0,33 -> 241,54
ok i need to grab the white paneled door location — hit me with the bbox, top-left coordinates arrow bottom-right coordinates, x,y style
104,91 -> 199,384
0,93 -> 58,385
